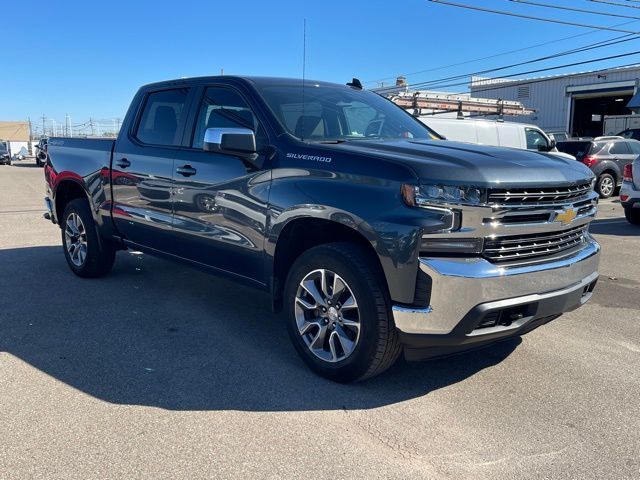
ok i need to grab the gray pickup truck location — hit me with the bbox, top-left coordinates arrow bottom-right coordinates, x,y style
44,76 -> 600,382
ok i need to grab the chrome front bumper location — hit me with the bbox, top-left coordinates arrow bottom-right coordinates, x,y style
393,236 -> 600,335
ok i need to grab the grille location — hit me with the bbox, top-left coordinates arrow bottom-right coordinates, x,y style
484,226 -> 587,263
488,183 -> 592,205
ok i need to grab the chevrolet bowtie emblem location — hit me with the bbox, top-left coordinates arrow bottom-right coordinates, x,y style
555,208 -> 577,225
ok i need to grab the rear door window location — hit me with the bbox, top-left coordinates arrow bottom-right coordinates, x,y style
610,142 -> 631,155
135,88 -> 189,146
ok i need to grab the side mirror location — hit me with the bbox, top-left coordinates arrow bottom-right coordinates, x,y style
203,127 -> 262,169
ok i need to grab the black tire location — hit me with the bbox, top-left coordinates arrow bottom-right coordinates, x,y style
596,173 -> 616,199
61,198 -> 116,278
283,243 -> 401,382
624,207 -> 640,225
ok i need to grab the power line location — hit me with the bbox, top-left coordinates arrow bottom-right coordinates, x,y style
377,34 -> 638,92
590,0 -> 640,9
376,50 -> 640,93
510,0 -> 640,19
427,0 -> 640,33
365,18 -> 640,85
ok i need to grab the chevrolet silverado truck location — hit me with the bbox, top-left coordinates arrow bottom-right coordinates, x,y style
44,76 -> 601,382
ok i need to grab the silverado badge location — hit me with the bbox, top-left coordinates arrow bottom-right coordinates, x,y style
555,208 -> 577,225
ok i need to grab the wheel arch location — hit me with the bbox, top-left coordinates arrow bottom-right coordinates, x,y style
270,217 -> 388,313
54,179 -> 92,227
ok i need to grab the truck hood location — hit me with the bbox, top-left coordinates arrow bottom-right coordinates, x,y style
330,139 -> 594,187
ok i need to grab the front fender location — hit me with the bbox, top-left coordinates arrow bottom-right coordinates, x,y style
265,168 -> 445,304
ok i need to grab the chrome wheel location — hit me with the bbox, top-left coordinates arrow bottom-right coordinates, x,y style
599,176 -> 614,197
64,212 -> 88,267
294,269 -> 361,363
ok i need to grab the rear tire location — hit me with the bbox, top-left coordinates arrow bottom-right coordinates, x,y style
61,199 -> 116,278
283,243 -> 401,382
596,173 -> 615,199
624,206 -> 640,225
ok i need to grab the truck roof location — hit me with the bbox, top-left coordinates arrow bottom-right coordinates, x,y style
140,76 -> 344,90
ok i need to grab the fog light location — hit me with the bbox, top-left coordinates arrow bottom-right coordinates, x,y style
421,238 -> 483,253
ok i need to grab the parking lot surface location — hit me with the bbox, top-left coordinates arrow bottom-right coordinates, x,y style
1,161 -> 639,479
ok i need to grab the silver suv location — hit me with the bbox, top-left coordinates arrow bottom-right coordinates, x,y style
556,138 -> 640,198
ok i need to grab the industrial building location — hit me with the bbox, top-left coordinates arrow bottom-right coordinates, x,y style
470,65 -> 640,138
0,121 -> 30,158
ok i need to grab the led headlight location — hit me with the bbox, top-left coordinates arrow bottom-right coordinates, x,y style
402,184 -> 485,207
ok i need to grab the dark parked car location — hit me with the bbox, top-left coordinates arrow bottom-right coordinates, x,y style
35,138 -> 48,167
0,141 -> 10,165
618,129 -> 640,141
556,138 -> 640,198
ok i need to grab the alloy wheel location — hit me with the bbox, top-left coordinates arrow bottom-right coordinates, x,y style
294,269 -> 361,363
64,212 -> 88,267
600,176 -> 614,197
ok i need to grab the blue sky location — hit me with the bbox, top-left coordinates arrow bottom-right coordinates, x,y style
2,0 -> 639,125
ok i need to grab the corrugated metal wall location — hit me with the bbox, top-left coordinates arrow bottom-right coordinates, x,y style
469,66 -> 640,133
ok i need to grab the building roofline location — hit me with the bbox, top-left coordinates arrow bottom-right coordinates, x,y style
470,64 -> 640,89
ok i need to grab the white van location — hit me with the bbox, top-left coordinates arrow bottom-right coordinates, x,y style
418,117 -> 574,160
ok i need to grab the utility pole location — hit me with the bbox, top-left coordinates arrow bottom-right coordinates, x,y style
51,119 -> 56,137
116,118 -> 121,134
89,117 -> 95,136
65,114 -> 70,137
41,114 -> 46,138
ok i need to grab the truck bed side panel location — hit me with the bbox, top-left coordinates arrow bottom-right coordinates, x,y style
46,138 -> 116,236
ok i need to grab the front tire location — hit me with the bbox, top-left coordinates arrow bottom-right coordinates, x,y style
283,243 -> 401,382
625,206 -> 640,225
597,173 -> 616,199
61,199 -> 116,278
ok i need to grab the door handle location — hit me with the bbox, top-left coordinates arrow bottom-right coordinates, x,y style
176,165 -> 197,177
116,158 -> 131,169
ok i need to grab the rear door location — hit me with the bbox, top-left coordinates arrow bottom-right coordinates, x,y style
112,87 -> 192,251
170,84 -> 272,284
609,141 -> 635,185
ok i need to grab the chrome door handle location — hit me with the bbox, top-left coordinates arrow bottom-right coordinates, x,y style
176,165 -> 197,177
116,158 -> 131,168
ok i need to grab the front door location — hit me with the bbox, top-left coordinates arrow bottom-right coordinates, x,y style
171,85 -> 271,284
112,87 -> 191,252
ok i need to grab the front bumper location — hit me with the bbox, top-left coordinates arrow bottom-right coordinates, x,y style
393,236 -> 600,359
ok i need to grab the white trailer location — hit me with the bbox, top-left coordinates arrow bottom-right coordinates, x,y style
603,115 -> 640,136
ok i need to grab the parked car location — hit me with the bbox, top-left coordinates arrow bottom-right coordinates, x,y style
621,158 -> 640,225
35,138 -> 48,167
417,117 -> 575,160
547,131 -> 569,143
556,138 -> 640,198
617,128 -> 640,141
44,76 -> 600,382
0,141 -> 10,165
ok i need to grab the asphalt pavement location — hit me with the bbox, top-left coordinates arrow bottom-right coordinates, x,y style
0,160 -> 638,479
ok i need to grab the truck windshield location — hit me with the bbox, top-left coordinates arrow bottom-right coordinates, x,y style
258,84 -> 440,142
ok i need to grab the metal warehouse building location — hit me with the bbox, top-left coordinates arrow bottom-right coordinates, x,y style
470,65 -> 640,138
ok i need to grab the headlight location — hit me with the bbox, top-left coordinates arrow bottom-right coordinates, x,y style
401,184 -> 485,207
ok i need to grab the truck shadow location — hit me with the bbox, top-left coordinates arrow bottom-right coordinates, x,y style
589,217 -> 640,237
0,246 -> 520,412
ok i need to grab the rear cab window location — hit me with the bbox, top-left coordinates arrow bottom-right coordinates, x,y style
135,88 -> 189,146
